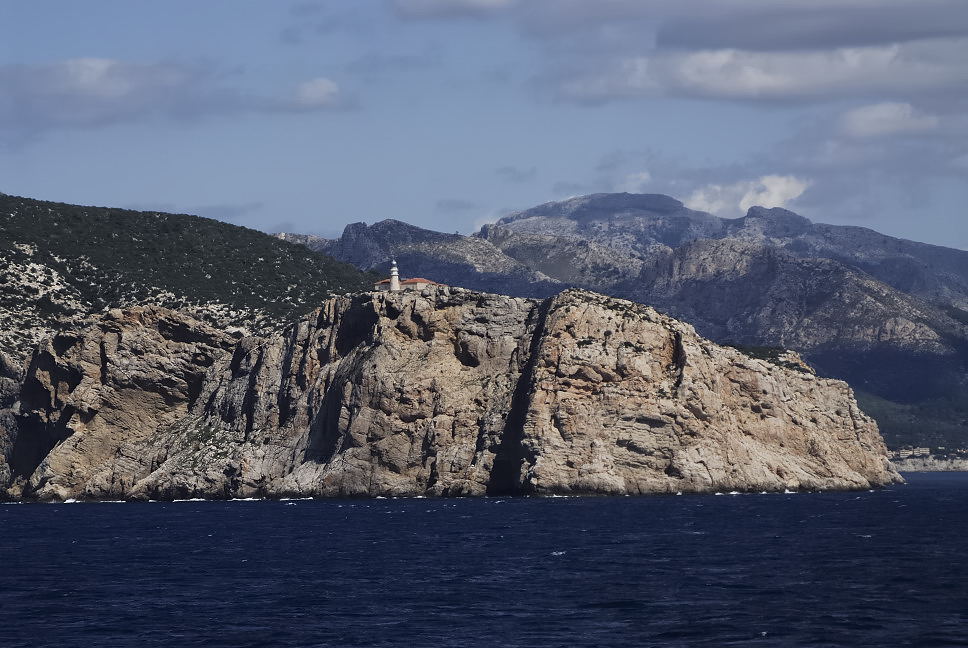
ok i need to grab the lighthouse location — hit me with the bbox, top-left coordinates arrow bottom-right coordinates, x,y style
389,259 -> 401,292
373,260 -> 444,292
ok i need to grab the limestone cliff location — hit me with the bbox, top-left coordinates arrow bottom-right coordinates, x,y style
4,288 -> 900,501
301,193 -> 968,451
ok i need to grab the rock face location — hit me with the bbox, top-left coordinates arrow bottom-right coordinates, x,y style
892,457 -> 968,472
293,193 -> 968,450
0,352 -> 23,487
5,288 -> 899,500
6,308 -> 237,500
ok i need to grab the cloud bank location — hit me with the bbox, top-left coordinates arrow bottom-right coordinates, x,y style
0,58 -> 345,144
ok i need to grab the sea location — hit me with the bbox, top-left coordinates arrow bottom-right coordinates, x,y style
1,472 -> 966,648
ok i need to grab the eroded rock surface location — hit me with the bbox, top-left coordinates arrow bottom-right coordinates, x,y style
0,351 -> 23,487
7,308 -> 237,500
4,288 -> 900,500
300,193 -> 968,450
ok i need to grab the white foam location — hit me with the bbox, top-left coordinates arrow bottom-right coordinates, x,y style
551,551 -> 566,556
173,498 -> 207,502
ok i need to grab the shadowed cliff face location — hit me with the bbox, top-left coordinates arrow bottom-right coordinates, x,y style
3,288 -> 899,501
0,352 -> 23,487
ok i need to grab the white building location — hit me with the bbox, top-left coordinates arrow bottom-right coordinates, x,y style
373,260 -> 443,292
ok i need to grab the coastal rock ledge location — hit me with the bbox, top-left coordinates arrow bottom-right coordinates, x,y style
2,287 -> 900,501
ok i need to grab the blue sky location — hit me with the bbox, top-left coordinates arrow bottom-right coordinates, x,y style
1,0 -> 967,247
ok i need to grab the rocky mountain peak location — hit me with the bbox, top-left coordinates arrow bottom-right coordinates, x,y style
738,206 -> 814,238
498,193 -> 688,226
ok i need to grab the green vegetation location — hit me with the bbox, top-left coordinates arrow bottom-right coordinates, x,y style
855,390 -> 968,450
0,192 -> 376,333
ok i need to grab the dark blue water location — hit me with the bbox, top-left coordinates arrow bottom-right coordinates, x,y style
1,473 -> 966,648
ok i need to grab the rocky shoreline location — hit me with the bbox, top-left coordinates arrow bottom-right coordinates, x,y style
893,457 -> 968,472
1,287 -> 900,501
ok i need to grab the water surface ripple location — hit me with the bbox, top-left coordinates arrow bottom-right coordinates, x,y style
2,473 -> 966,647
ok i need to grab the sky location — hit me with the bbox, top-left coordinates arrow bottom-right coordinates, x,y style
1,0 -> 967,247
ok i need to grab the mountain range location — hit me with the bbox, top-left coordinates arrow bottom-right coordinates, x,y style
280,193 -> 968,450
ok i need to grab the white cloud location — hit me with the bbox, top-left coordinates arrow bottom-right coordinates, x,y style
618,170 -> 652,193
685,175 -> 810,216
840,101 -> 939,138
684,184 -> 736,215
293,77 -> 341,108
559,37 -> 968,101
739,175 -> 811,211
0,59 -> 349,143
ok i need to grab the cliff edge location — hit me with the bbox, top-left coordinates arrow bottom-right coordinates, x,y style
4,288 -> 900,500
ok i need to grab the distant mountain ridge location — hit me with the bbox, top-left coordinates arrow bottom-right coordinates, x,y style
285,193 -> 968,449
278,220 -> 562,299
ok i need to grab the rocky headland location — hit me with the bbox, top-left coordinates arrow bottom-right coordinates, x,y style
2,287 -> 900,501
292,193 -> 968,451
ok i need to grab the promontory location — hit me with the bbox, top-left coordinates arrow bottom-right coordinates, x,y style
1,287 -> 900,501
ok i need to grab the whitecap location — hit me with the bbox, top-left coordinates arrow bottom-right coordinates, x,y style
551,551 -> 566,556
173,498 -> 207,502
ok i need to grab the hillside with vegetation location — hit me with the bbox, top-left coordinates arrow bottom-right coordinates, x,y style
0,192 -> 375,362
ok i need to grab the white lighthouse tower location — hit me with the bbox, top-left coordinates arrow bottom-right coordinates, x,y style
373,259 -> 443,291
389,259 -> 401,292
